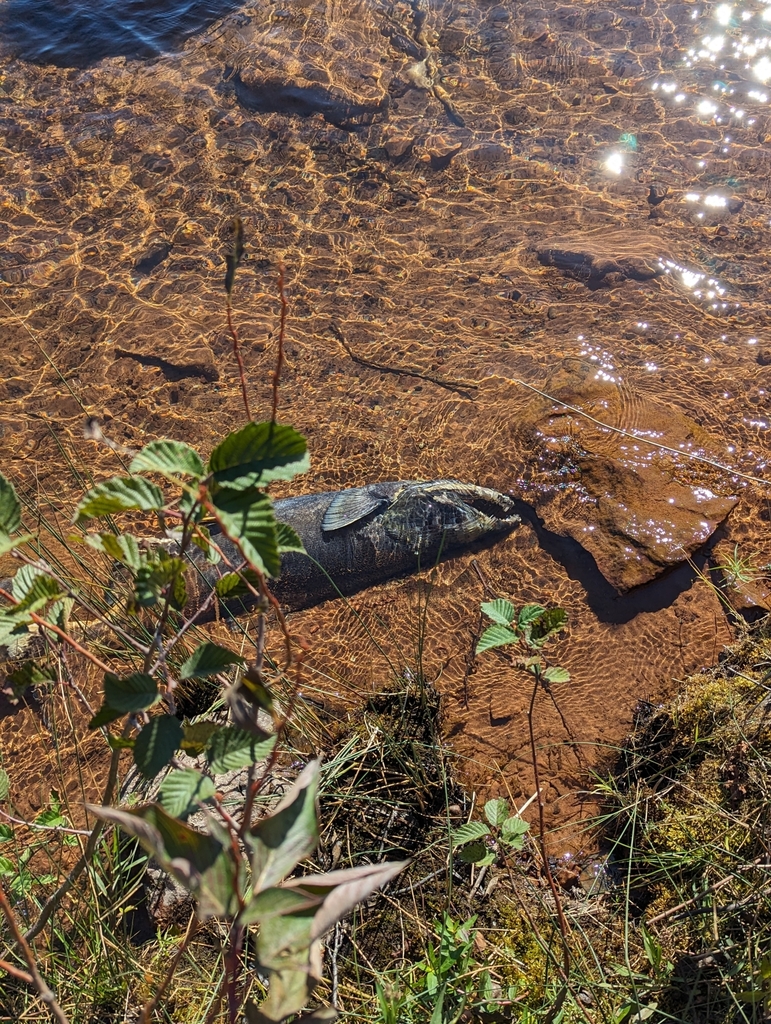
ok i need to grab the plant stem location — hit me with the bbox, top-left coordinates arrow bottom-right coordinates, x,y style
0,884 -> 70,1024
526,672 -> 571,1024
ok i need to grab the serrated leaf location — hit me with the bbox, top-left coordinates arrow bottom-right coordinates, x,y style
88,705 -> 125,730
132,551 -> 186,610
11,568 -> 62,614
484,797 -> 510,827
213,489 -> 281,578
458,842 -> 492,864
181,719 -> 221,755
542,665 -> 571,684
74,476 -> 165,523
214,569 -> 261,600
450,820 -> 490,848
180,642 -> 244,680
0,856 -> 14,875
103,672 -> 160,713
87,802 -> 238,918
277,522 -> 305,554
480,599 -> 515,626
84,532 -> 142,571
475,624 -> 518,655
207,727 -> 276,774
500,816 -> 529,848
0,474 -> 21,535
0,769 -> 8,801
158,769 -> 216,819
133,716 -> 183,778
249,760 -> 319,892
518,604 -> 546,628
208,422 -> 309,490
531,607 -> 568,645
192,525 -> 221,563
130,440 -> 204,480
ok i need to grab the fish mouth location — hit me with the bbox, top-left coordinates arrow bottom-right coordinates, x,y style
384,481 -> 520,553
411,481 -> 519,527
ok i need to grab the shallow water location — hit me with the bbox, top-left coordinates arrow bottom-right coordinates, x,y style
1,0 -> 770,848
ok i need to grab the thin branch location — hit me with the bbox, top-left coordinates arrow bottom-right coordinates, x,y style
0,884 -> 70,1024
0,809 -> 92,837
0,957 -> 34,983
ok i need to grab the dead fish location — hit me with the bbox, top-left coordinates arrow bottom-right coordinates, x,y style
187,480 -> 519,615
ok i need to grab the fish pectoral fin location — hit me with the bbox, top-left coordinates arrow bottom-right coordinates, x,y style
321,489 -> 390,532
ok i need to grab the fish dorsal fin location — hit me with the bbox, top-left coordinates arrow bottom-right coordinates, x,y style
322,488 -> 390,532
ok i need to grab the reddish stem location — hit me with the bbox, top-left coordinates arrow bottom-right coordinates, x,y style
272,262 -> 287,425
227,299 -> 252,422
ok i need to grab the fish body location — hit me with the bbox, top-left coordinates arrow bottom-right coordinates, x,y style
188,480 -> 519,614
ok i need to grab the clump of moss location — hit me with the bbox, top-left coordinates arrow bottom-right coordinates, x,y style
604,617 -> 771,1022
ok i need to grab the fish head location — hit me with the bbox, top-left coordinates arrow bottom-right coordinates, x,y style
382,480 -> 519,555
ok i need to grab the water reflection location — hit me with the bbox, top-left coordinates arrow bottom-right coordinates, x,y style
0,0 -> 242,67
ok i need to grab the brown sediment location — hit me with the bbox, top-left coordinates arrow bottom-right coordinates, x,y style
1,0 -> 771,847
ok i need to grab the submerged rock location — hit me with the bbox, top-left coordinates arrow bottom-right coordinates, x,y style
534,231 -> 663,288
489,358 -> 739,590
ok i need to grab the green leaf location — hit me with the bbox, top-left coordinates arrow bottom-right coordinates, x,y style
214,569 -> 261,600
0,474 -> 21,535
11,568 -> 62,613
0,531 -> 33,556
74,476 -> 165,522
180,642 -> 245,680
181,719 -> 221,755
484,797 -> 510,827
158,769 -> 216,819
213,489 -> 281,578
131,551 -> 186,610
501,816 -> 529,848
531,607 -> 569,645
84,532 -> 142,571
0,856 -> 14,876
277,522 -> 306,554
87,802 -> 238,918
107,735 -> 135,750
518,604 -> 546,628
4,660 -> 55,700
208,422 -> 309,490
0,769 -> 9,801
480,599 -> 515,626
133,716 -> 183,779
249,760 -> 320,892
475,624 -> 518,654
0,824 -> 13,842
458,841 -> 493,865
450,820 -> 490,848
89,705 -> 125,730
542,665 -> 571,684
207,727 -> 276,774
103,672 -> 160,714
130,440 -> 204,480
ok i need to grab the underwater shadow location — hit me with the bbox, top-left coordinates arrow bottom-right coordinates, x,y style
513,500 -> 709,625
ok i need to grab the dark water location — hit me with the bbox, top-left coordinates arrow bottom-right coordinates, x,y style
1,0 -> 771,843
0,0 -> 241,66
